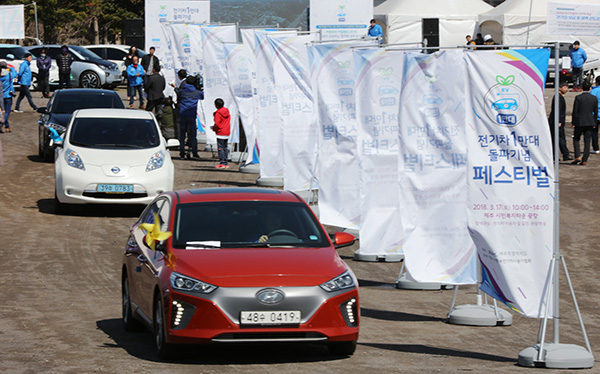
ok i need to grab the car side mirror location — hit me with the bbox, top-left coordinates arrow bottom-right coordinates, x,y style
166,138 -> 180,149
36,107 -> 48,114
332,232 -> 356,249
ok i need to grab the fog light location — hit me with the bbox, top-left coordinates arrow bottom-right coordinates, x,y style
170,299 -> 195,329
340,298 -> 358,327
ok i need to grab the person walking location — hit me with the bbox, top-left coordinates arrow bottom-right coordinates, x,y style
177,75 -> 203,159
571,81 -> 598,165
126,55 -> 145,109
212,98 -> 231,169
549,82 -> 572,161
36,48 -> 52,98
569,41 -> 587,92
56,45 -> 73,89
14,53 -> 38,113
0,61 -> 16,132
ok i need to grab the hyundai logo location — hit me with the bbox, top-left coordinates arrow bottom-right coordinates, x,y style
111,166 -> 121,174
256,289 -> 285,305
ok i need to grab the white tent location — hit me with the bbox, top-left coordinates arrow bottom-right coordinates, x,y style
479,0 -> 600,55
374,0 -> 492,47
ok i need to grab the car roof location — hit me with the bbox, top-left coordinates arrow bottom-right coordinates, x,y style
0,44 -> 24,48
172,188 -> 304,204
73,108 -> 154,119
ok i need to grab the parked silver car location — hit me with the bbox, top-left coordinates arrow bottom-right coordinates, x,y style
84,45 -> 147,83
26,45 -> 122,89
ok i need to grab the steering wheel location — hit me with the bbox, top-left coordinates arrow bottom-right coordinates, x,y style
267,229 -> 298,239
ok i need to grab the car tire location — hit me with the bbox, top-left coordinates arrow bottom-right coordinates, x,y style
54,191 -> 70,215
154,294 -> 175,360
122,272 -> 143,332
328,340 -> 357,356
31,73 -> 39,91
80,71 -> 100,89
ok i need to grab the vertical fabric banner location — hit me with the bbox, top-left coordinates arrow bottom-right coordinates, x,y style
353,48 -> 405,258
465,49 -> 554,317
398,51 -> 477,284
159,23 -> 204,88
224,43 -> 256,163
201,25 -> 239,145
308,40 -> 376,229
0,5 -> 24,39
267,33 -> 320,191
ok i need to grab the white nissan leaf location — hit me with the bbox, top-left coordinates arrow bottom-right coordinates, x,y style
55,109 -> 176,212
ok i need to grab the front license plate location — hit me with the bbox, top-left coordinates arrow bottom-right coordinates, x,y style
240,311 -> 301,325
97,184 -> 133,193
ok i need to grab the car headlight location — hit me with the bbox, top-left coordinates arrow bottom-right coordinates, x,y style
46,122 -> 66,135
65,148 -> 85,170
170,272 -> 217,294
99,65 -> 110,71
320,271 -> 355,292
146,151 -> 165,171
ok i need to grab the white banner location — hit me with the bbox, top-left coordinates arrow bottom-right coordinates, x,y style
224,43 -> 255,162
0,5 -> 24,39
308,40 -> 376,229
398,51 -> 477,285
310,0 -> 372,40
547,2 -> 600,36
353,48 -> 404,257
465,49 -> 554,317
267,33 -> 319,191
159,23 -> 204,89
200,25 -> 239,145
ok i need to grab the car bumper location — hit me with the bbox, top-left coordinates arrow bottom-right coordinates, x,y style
103,71 -> 123,87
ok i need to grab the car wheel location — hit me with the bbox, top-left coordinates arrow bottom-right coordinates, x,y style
328,340 -> 357,356
122,272 -> 143,332
38,126 -> 44,158
80,71 -> 100,89
30,73 -> 39,91
154,294 -> 175,359
54,191 -> 70,215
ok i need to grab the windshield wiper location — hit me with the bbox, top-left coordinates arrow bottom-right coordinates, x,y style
94,144 -> 145,148
70,140 -> 92,147
221,242 -> 272,248
185,241 -> 221,249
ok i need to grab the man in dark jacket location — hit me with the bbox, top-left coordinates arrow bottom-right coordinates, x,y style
56,45 -> 73,89
141,47 -> 160,79
145,65 -> 166,132
177,75 -> 203,159
36,48 -> 52,98
548,82 -> 571,161
571,81 -> 599,165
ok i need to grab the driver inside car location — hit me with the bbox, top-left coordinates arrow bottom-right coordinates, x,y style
258,212 -> 283,243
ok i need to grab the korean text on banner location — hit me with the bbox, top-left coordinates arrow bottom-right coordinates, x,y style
310,0 -> 372,40
159,23 -> 204,89
353,48 -> 405,258
547,2 -> 600,36
398,51 -> 477,285
465,49 -> 554,318
0,5 -> 24,39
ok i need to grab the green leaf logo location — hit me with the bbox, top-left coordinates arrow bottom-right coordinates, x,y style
379,67 -> 393,76
424,74 -> 436,83
337,60 -> 351,69
496,75 -> 515,86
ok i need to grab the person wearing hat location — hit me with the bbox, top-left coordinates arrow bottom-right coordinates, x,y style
0,59 -> 16,132
14,52 -> 38,113
481,34 -> 497,50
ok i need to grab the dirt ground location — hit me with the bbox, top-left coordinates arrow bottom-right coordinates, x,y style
0,87 -> 598,374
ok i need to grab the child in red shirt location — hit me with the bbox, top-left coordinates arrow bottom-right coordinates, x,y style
212,98 -> 231,169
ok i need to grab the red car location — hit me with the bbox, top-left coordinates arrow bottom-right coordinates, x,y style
121,187 -> 359,359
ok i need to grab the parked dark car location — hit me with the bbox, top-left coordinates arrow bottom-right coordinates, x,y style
37,89 -> 125,161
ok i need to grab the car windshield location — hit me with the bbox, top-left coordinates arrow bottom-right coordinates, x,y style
0,46 -> 35,60
69,117 -> 160,149
52,93 -> 125,114
172,201 -> 329,248
70,46 -> 102,61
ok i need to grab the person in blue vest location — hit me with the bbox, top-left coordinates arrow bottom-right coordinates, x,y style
569,41 -> 587,92
368,19 -> 383,43
0,60 -> 17,132
126,55 -> 145,109
14,53 -> 38,113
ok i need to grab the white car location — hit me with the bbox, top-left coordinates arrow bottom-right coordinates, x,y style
55,109 -> 176,212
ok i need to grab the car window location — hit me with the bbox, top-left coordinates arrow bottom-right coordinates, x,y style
87,48 -> 105,59
0,46 -> 32,59
173,201 -> 329,248
142,198 -> 171,233
69,117 -> 160,149
52,93 -> 125,113
70,46 -> 102,61
106,48 -> 127,60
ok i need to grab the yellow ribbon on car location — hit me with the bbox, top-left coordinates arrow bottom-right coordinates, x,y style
140,212 -> 172,251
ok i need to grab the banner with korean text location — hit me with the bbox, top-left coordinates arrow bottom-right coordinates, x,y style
308,40 -> 376,229
159,23 -> 204,89
398,51 -> 477,284
547,2 -> 600,36
267,33 -> 320,191
0,5 -> 24,39
465,49 -> 554,317
353,48 -> 405,257
310,0 -> 371,40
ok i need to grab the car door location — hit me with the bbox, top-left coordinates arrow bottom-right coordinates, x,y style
131,197 -> 172,319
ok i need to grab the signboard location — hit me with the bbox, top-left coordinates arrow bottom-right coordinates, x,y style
0,5 -> 24,39
547,2 -> 600,36
310,0 -> 372,40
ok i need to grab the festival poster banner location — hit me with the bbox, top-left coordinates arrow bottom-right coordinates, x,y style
309,0 -> 371,40
398,51 -> 477,284
465,49 -> 554,317
267,33 -> 320,191
159,23 -> 204,89
224,43 -> 256,162
353,48 -> 405,257
308,40 -> 376,229
547,2 -> 600,36
200,25 -> 239,145
0,5 -> 24,39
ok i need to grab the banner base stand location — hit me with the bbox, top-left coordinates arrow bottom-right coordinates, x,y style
196,132 -> 207,145
396,273 -> 449,290
518,343 -> 594,369
229,151 -> 245,163
256,177 -> 284,187
239,163 -> 260,174
353,250 -> 403,262
293,189 -> 318,204
447,304 -> 512,326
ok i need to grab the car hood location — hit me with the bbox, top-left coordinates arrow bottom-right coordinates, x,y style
170,247 -> 349,287
69,146 -> 165,169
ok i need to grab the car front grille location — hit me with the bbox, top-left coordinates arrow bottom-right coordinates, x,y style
212,332 -> 327,343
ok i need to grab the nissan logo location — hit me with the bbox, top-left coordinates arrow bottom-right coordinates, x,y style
111,166 -> 121,174
256,288 -> 285,305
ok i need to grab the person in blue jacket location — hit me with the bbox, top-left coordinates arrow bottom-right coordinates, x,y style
14,53 -> 38,112
569,41 -> 587,92
0,60 -> 17,132
126,55 -> 145,109
368,19 -> 383,43
176,75 -> 203,159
